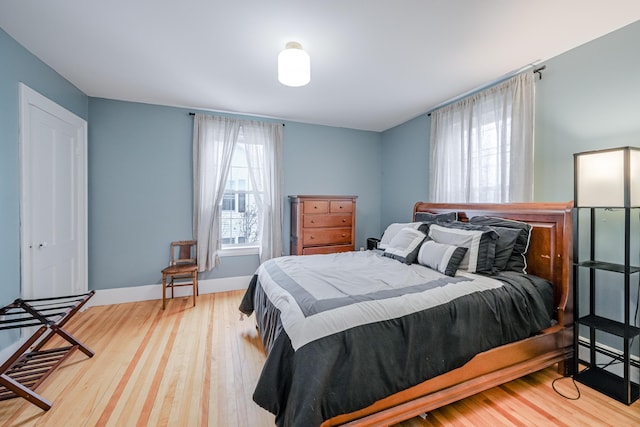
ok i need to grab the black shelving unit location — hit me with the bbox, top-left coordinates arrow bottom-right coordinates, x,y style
573,147 -> 640,406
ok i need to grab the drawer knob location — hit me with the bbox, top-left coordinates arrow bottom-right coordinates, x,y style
342,219 -> 346,223
342,233 -> 346,237
310,235 -> 315,239
310,220 -> 315,223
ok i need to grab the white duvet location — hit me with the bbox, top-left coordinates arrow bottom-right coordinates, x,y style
256,250 -> 503,350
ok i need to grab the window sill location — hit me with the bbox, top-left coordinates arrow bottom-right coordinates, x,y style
219,246 -> 259,257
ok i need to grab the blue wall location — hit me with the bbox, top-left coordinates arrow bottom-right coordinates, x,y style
534,21 -> 640,202
88,98 -> 381,289
88,99 -> 195,289
379,114 -> 430,229
532,21 -> 640,352
282,121 -> 381,254
0,28 -> 88,306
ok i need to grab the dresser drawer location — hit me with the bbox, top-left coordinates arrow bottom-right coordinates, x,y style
303,228 -> 352,246
330,200 -> 353,213
303,200 -> 329,214
303,214 -> 352,228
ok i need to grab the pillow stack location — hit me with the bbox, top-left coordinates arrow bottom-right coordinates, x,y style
378,213 -> 532,277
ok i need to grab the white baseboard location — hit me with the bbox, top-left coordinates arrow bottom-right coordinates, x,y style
0,340 -> 24,367
577,337 -> 640,383
85,275 -> 252,308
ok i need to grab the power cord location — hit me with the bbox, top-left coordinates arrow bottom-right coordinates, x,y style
552,375 -> 581,400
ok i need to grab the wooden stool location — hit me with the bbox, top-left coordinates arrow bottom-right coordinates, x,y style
161,240 -> 198,309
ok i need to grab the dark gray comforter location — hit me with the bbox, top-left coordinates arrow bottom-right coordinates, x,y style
239,252 -> 553,427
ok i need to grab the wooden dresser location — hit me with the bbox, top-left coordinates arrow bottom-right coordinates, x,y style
289,195 -> 357,255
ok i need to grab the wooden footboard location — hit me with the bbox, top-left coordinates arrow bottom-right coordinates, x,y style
322,202 -> 574,426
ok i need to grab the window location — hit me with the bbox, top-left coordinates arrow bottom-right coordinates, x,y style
221,144 -> 260,248
429,72 -> 534,203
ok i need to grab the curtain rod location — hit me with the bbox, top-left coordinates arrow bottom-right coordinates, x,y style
188,112 -> 285,126
427,64 -> 546,117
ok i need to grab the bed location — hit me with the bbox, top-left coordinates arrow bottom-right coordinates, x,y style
239,202 -> 574,427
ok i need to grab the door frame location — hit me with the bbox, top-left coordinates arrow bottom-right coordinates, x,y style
19,83 -> 88,299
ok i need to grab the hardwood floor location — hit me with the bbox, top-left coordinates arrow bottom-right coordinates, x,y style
1,290 -> 639,426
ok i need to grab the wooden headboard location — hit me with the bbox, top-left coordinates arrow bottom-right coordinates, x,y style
413,202 -> 573,327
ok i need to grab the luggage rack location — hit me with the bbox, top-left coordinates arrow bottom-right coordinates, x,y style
0,291 -> 95,410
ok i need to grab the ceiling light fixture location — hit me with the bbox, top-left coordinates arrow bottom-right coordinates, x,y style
278,41 -> 310,87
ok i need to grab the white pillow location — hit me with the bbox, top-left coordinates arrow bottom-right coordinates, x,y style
417,240 -> 468,276
379,222 -> 421,249
428,224 -> 496,273
383,227 -> 426,264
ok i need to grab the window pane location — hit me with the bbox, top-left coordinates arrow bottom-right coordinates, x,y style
222,193 -> 235,211
238,192 -> 246,213
221,142 -> 262,247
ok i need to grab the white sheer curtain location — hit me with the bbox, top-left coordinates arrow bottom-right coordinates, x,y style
192,114 -> 283,271
429,72 -> 535,203
243,121 -> 283,264
193,115 -> 240,271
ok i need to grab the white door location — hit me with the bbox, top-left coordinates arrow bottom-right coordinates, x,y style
19,83 -> 87,299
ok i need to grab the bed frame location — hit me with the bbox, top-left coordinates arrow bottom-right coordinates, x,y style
322,202 -> 574,427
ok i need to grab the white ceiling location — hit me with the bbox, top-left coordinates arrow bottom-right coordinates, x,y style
1,1 -> 638,132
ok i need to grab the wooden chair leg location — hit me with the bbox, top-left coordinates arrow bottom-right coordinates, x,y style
192,270 -> 197,307
162,273 -> 167,310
